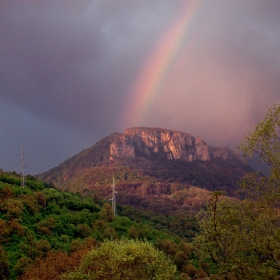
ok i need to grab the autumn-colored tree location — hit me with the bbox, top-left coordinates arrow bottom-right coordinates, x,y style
36,217 -> 56,235
77,224 -> 91,238
20,238 -> 96,280
103,227 -> 118,240
127,226 -> 138,239
19,250 -> 84,280
156,239 -> 177,257
0,186 -> 15,202
99,203 -> 114,222
8,219 -> 26,236
14,256 -> 32,277
2,198 -> 24,219
34,191 -> 47,207
0,246 -> 9,280
18,194 -> 39,213
0,219 -> 10,243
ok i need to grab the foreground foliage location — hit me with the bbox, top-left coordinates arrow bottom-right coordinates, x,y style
195,103 -> 280,279
62,239 -> 177,280
195,190 -> 280,279
240,103 -> 280,183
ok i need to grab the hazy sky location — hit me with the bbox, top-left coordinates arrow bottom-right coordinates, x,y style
1,0 -> 279,175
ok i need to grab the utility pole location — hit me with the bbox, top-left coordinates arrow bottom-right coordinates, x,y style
110,178 -> 117,217
21,145 -> 25,188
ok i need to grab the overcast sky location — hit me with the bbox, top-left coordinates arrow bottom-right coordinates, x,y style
1,0 -> 279,175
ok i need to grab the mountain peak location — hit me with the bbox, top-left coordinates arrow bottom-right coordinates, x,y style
37,126 -> 251,197
110,127 -> 240,164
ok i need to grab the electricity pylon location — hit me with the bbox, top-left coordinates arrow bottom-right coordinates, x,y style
21,145 -> 26,187
109,178 -> 117,217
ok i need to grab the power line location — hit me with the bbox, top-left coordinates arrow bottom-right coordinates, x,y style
25,154 -> 53,168
27,166 -> 44,173
0,142 -> 56,174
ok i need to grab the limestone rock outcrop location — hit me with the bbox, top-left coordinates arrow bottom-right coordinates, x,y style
109,127 -> 241,164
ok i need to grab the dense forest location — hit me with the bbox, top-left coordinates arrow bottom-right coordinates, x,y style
0,171 -> 203,279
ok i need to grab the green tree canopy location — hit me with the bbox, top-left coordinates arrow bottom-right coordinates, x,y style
240,103 -> 280,182
61,239 -> 177,280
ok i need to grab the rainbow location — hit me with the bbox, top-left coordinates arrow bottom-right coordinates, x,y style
123,0 -> 203,126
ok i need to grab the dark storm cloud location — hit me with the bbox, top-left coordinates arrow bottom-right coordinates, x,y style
0,0 -> 280,173
1,1 -> 112,132
0,1 -> 181,135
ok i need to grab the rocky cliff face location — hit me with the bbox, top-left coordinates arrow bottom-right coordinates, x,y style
109,127 -> 241,164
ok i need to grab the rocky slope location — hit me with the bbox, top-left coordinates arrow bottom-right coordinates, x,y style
110,127 -> 242,165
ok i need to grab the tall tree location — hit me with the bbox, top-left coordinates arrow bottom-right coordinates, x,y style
195,103 -> 280,280
240,103 -> 280,183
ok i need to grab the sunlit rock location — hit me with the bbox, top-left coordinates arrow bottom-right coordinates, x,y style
109,127 -> 241,164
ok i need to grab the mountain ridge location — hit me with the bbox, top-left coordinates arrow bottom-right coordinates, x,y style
109,127 -> 243,165
37,127 -> 251,203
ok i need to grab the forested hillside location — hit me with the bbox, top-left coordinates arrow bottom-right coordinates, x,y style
0,171 -> 202,280
37,128 -> 252,223
38,127 -> 252,200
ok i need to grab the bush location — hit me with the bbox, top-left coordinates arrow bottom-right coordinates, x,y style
62,239 -> 177,280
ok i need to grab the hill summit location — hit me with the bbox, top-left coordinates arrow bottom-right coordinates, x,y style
110,127 -> 242,164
